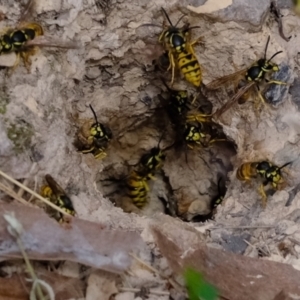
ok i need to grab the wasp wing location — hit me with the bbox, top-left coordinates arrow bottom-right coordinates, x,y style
206,68 -> 248,90
213,81 -> 256,119
18,0 -> 36,24
25,35 -> 80,49
45,174 -> 67,198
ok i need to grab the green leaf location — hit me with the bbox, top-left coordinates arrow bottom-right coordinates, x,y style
184,268 -> 218,300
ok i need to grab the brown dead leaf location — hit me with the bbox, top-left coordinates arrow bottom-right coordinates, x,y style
0,276 -> 29,300
0,270 -> 84,300
0,202 -> 145,273
151,215 -> 300,300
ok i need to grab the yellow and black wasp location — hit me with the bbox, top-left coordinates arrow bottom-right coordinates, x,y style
236,160 -> 292,207
190,177 -> 227,222
0,0 -> 78,72
207,36 -> 286,119
157,80 -> 228,151
182,119 -> 228,149
125,170 -> 150,208
74,104 -> 112,160
137,137 -> 166,180
143,8 -> 202,87
159,78 -> 190,123
159,8 -> 202,87
40,174 -> 76,222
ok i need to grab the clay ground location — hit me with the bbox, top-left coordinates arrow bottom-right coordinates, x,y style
1,0 -> 300,299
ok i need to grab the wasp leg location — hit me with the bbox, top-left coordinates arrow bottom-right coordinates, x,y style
167,52 -> 176,85
258,184 -> 267,208
81,147 -> 95,154
20,48 -> 36,73
265,79 -> 288,85
93,149 -> 107,160
208,138 -> 227,145
146,173 -> 156,180
190,36 -> 204,47
186,114 -> 212,123
253,87 -> 267,118
190,94 -> 198,105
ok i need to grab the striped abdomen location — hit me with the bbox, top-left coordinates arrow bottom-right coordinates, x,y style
176,49 -> 201,87
236,163 -> 258,181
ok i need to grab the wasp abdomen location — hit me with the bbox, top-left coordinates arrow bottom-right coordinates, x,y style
177,50 -> 201,87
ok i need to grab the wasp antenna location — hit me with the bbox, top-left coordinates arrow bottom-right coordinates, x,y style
174,14 -> 186,27
89,104 -> 98,123
161,7 -> 173,26
279,161 -> 293,170
268,50 -> 283,62
139,23 -> 162,29
264,36 -> 271,60
188,26 -> 201,30
163,141 -> 175,152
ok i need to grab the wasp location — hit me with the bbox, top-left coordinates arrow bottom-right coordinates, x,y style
159,79 -> 213,129
74,104 -> 112,160
159,78 -> 190,121
145,8 -> 202,87
207,36 -> 287,119
40,174 -> 76,222
183,120 -> 228,149
138,145 -> 166,180
126,170 -> 150,208
236,160 -> 292,207
211,177 -> 227,210
190,177 -> 227,222
0,0 -> 78,72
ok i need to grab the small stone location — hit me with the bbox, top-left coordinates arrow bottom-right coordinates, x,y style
221,232 -> 251,254
186,0 -> 270,29
0,52 -> 16,67
265,64 -> 294,105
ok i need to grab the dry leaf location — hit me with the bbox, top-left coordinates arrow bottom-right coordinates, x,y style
151,215 -> 300,300
0,270 -> 84,300
0,202 -> 145,273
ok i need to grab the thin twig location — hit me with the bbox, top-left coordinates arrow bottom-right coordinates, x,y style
4,214 -> 47,300
18,163 -> 37,199
129,253 -> 184,292
0,182 -> 32,206
209,225 -> 274,230
243,239 -> 269,257
261,232 -> 271,256
0,169 -> 71,217
119,287 -> 170,296
288,237 -> 300,246
130,253 -> 161,276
